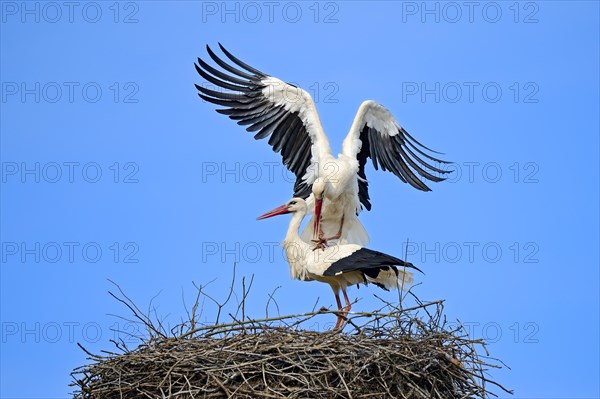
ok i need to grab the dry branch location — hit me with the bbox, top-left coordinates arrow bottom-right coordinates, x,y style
71,278 -> 512,398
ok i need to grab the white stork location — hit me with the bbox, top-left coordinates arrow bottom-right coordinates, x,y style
196,44 -> 450,247
257,197 -> 421,329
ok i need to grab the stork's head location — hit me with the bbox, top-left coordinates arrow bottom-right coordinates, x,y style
311,177 -> 328,237
311,177 -> 327,200
257,198 -> 306,220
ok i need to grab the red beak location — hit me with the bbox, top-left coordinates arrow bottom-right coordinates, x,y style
313,198 -> 323,237
257,204 -> 290,220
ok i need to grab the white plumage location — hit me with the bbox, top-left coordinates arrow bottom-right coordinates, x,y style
196,44 -> 450,248
258,198 -> 420,329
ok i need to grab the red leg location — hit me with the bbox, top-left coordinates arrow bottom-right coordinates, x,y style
325,214 -> 345,242
321,215 -> 346,245
312,215 -> 345,251
332,288 -> 352,330
313,198 -> 323,241
333,293 -> 343,330
342,288 -> 352,314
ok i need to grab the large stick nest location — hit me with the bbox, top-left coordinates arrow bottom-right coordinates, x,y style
71,279 -> 512,398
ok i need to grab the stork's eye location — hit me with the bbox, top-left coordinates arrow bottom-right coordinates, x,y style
289,201 -> 297,206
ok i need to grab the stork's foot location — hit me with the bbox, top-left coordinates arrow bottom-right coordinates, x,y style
312,231 -> 347,251
312,234 -> 344,251
311,237 -> 329,251
311,231 -> 328,251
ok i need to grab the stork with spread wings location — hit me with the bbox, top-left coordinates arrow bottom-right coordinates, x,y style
195,44 -> 450,248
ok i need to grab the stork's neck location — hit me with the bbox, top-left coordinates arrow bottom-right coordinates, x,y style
284,210 -> 306,245
282,208 -> 311,282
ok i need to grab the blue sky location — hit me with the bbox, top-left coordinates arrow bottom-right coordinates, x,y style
1,1 -> 599,398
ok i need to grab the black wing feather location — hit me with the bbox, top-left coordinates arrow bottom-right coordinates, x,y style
195,45 -> 316,199
355,119 -> 452,208
357,127 -> 372,211
206,45 -> 258,81
323,248 -> 422,276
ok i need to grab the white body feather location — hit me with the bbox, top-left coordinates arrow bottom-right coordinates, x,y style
284,201 -> 412,294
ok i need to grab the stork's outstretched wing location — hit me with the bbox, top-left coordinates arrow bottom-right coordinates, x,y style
341,100 -> 451,210
195,44 -> 332,198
